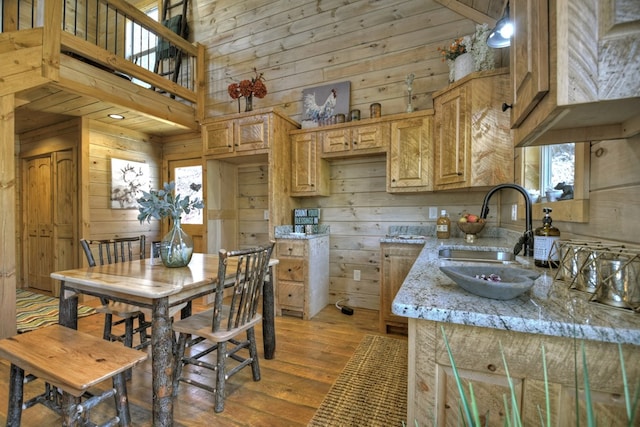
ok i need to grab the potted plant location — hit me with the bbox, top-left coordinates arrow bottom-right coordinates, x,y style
137,181 -> 204,267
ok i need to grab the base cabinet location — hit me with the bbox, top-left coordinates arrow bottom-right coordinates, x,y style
380,243 -> 423,334
408,319 -> 640,426
276,236 -> 329,320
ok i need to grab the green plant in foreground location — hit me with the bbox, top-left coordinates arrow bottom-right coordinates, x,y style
137,181 -> 203,223
422,326 -> 640,427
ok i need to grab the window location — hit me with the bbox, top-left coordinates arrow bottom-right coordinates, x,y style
125,7 -> 158,87
524,143 -> 575,202
519,142 -> 588,223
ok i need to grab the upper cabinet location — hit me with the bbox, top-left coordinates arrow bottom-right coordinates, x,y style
291,132 -> 330,196
510,0 -> 640,146
203,113 -> 271,157
434,70 -> 513,190
387,112 -> 434,193
321,123 -> 388,157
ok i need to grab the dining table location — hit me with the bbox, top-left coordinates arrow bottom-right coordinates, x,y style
51,252 -> 279,427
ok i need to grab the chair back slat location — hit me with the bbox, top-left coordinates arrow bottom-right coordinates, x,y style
213,242 -> 274,333
80,236 -> 146,266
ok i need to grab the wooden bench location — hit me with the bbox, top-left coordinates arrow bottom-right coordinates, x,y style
0,324 -> 148,426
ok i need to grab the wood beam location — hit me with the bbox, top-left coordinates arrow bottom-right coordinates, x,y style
433,0 -> 498,26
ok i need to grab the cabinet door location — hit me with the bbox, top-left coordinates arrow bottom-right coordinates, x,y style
380,244 -> 422,333
235,114 -> 269,152
435,86 -> 469,187
511,0 -> 549,127
322,128 -> 351,154
204,120 -> 234,155
352,124 -> 385,151
291,132 -> 329,196
388,117 -> 433,192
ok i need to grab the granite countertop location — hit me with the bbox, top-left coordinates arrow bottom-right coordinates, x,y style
390,229 -> 640,346
274,225 -> 330,239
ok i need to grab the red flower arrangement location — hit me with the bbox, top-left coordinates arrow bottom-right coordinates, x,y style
228,68 -> 267,112
438,37 -> 467,62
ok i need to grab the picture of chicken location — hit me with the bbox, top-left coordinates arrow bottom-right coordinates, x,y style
300,81 -> 350,128
304,88 -> 338,122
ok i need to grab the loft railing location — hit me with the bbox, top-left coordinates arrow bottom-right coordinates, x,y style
1,0 -> 204,107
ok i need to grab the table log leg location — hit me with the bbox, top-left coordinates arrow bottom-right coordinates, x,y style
58,281 -> 78,329
151,297 -> 173,426
7,364 -> 24,425
262,266 -> 276,359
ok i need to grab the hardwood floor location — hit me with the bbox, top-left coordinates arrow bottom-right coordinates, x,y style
0,299 -> 390,426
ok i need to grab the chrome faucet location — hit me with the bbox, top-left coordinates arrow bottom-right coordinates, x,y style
480,183 -> 534,256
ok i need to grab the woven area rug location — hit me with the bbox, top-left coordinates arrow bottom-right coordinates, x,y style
16,289 -> 97,333
308,334 -> 408,427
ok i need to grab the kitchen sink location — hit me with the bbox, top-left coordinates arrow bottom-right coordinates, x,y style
438,248 -> 519,264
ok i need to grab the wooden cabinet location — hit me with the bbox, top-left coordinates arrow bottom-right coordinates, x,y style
510,0 -> 640,146
434,70 -> 513,190
380,243 -> 423,334
387,112 -> 433,192
203,113 -> 270,157
290,132 -> 329,197
203,109 -> 299,250
276,236 -> 329,320
409,319 -> 640,426
321,123 -> 388,157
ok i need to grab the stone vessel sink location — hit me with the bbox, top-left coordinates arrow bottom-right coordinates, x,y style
438,248 -> 518,264
439,266 -> 540,300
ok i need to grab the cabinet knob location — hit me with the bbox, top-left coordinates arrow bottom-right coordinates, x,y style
501,103 -> 512,112
487,364 -> 497,372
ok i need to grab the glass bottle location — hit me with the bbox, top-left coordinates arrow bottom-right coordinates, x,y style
534,208 -> 560,268
436,210 -> 451,239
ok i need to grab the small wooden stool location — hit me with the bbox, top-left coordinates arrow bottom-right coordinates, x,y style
0,324 -> 148,426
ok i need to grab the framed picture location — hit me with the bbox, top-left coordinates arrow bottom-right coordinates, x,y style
110,158 -> 150,209
301,81 -> 350,128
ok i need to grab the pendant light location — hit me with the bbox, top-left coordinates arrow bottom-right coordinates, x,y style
487,1 -> 513,48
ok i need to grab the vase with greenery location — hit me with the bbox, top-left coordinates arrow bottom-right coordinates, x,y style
137,181 -> 204,268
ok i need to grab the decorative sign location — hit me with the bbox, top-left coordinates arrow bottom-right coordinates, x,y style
110,158 -> 150,209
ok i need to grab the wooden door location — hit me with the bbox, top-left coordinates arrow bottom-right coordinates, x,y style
23,150 -> 76,295
25,157 -> 53,292
169,159 -> 205,253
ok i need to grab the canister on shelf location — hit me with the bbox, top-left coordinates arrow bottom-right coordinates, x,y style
369,103 -> 381,118
350,109 -> 361,121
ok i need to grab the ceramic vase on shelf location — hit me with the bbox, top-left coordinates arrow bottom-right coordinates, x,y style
160,217 -> 193,268
245,94 -> 253,112
454,53 -> 474,81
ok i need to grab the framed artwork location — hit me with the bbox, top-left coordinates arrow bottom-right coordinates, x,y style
110,158 -> 150,209
301,81 -> 350,128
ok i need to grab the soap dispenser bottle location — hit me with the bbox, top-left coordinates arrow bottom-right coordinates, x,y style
534,207 -> 560,268
436,209 -> 451,239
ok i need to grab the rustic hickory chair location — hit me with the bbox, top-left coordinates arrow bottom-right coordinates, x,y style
172,242 -> 275,413
0,324 -> 147,426
80,236 -> 152,353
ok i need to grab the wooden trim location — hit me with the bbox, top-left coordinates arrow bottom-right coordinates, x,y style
433,0 -> 498,26
41,0 -> 61,81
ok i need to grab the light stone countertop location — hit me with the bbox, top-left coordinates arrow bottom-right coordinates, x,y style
390,230 -> 640,346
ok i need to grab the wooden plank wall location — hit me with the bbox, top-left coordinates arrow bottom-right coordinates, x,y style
86,121 -> 163,245
501,135 -> 640,246
297,157 -> 492,309
193,0 -> 507,121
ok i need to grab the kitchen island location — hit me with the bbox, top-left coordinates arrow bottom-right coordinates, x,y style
392,231 -> 640,426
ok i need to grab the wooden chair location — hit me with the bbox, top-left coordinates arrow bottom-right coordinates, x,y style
80,237 -> 152,352
172,242 -> 275,413
0,324 -> 148,426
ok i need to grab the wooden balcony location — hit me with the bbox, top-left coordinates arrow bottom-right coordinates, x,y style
1,0 -> 205,136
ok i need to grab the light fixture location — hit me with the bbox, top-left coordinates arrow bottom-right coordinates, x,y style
487,1 -> 513,48
108,113 -> 125,120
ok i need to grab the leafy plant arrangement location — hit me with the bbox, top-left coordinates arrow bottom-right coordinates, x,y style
439,24 -> 495,82
137,181 -> 203,223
